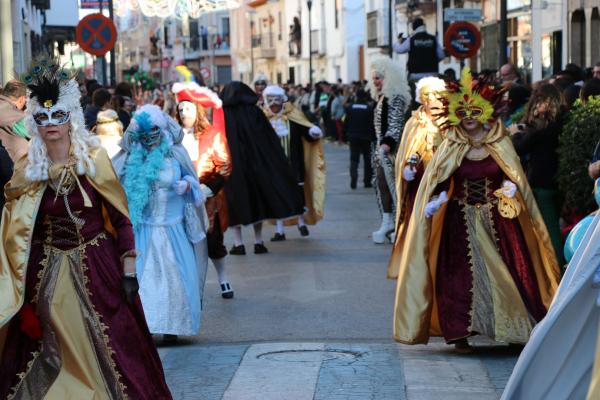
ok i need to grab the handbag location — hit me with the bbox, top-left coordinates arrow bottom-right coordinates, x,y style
184,202 -> 206,243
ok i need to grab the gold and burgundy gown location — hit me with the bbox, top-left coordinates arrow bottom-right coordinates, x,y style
435,155 -> 547,343
0,176 -> 172,399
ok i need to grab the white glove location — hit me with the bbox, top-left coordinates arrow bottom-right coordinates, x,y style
424,191 -> 448,218
200,184 -> 214,198
502,181 -> 517,198
309,126 -> 323,138
403,166 -> 416,182
173,180 -> 189,195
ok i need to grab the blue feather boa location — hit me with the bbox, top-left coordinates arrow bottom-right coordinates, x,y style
122,139 -> 170,228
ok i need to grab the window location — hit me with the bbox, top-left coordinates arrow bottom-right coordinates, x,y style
278,12 -> 282,40
335,0 -> 340,29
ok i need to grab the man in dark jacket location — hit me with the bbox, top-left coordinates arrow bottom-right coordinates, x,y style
394,18 -> 445,82
344,89 -> 375,189
0,81 -> 29,209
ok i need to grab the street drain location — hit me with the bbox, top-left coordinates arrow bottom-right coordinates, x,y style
256,349 -> 362,362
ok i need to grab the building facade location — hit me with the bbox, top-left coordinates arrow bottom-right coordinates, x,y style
0,0 -> 54,83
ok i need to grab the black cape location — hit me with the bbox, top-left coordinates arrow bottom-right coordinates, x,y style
220,81 -> 305,226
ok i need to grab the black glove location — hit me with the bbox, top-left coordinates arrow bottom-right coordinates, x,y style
122,276 -> 139,305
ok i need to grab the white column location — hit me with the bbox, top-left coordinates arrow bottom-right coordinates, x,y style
0,0 -> 14,84
585,7 -> 593,68
563,2 -> 569,67
531,0 -> 542,81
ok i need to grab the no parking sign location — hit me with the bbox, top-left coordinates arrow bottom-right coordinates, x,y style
444,22 -> 481,60
76,13 -> 117,57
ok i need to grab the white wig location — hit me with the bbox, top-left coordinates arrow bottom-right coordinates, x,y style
25,79 -> 100,182
252,73 -> 270,85
415,76 -> 446,104
263,85 -> 288,102
369,58 -> 411,104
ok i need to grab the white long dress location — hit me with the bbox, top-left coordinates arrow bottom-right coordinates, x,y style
501,213 -> 600,400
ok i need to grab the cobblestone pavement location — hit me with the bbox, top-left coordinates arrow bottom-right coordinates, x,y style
159,143 -> 519,399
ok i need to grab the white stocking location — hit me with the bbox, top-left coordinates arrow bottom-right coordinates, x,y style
298,215 -> 306,227
253,223 -> 264,244
232,226 -> 243,246
212,257 -> 229,285
276,219 -> 285,234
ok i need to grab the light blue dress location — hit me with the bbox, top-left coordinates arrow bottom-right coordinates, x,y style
135,157 -> 202,335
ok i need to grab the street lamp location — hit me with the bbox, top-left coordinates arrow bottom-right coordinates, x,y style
247,10 -> 256,81
307,0 -> 313,87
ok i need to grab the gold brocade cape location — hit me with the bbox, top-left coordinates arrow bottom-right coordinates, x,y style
392,121 -> 560,344
264,103 -> 326,225
388,106 -> 443,279
0,147 -> 130,351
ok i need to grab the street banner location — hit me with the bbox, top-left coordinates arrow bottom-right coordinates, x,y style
80,0 -> 110,9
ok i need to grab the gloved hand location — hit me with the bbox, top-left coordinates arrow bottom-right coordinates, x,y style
403,166 -> 416,182
122,276 -> 139,305
173,180 -> 190,195
424,191 -> 448,218
502,181 -> 518,198
309,126 -> 323,138
200,184 -> 214,198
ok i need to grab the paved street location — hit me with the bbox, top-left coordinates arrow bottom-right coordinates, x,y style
158,143 -> 519,400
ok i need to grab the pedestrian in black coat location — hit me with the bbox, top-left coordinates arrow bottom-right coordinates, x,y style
344,89 -> 375,189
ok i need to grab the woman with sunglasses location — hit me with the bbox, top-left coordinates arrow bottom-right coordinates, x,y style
113,104 -> 208,344
0,60 -> 171,398
392,68 -> 560,353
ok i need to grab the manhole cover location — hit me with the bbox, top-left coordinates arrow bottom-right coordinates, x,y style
257,349 -> 361,362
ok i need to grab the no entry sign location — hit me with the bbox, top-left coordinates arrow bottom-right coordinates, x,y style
444,22 -> 481,60
76,13 -> 117,57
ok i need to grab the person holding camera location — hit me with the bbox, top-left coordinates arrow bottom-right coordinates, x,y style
394,17 -> 445,82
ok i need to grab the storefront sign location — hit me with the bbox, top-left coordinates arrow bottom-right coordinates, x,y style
444,22 -> 481,59
444,8 -> 482,22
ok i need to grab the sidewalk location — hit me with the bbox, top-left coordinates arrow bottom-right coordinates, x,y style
159,338 -> 518,400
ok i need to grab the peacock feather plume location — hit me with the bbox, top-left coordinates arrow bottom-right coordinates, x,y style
20,55 -> 78,108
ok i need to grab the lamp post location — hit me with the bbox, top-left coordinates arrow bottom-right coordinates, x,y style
307,0 -> 313,86
247,10 -> 256,81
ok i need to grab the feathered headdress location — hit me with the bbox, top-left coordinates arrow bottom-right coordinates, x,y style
19,55 -> 99,182
20,56 -> 78,110
441,67 -> 503,126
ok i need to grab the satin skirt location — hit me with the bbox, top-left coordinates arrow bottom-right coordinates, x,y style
0,234 -> 172,399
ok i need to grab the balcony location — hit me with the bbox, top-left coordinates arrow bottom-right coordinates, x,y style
252,33 -> 276,59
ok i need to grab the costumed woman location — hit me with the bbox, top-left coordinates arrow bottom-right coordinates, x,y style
261,85 -> 326,241
387,76 -> 446,279
501,179 -> 600,399
172,73 -> 235,299
94,108 -> 123,158
113,104 -> 209,343
0,60 -> 171,398
369,58 -> 411,244
392,68 -> 560,353
220,81 -> 305,255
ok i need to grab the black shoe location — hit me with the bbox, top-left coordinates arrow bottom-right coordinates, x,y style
229,245 -> 246,255
254,243 -> 268,254
163,334 -> 178,344
364,182 -> 373,188
298,225 -> 309,236
220,282 -> 234,299
270,233 -> 286,242
350,180 -> 357,189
